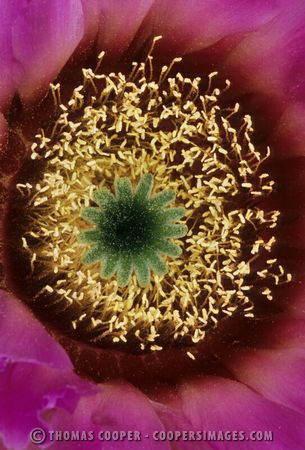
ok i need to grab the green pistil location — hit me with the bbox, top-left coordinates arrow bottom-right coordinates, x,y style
79,174 -> 188,287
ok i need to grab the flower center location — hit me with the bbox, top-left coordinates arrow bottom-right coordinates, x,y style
5,37 -> 290,356
79,174 -> 187,287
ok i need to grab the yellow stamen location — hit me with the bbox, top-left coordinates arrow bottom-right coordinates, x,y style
16,38 -> 290,352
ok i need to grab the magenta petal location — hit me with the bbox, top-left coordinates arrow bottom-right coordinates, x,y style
11,0 -> 84,102
96,0 -> 154,60
0,291 -> 96,450
152,401 -> 214,450
140,0 -> 283,56
48,383 -> 171,450
224,2 -> 305,104
227,348 -> 305,417
0,359 -> 95,450
0,290 -> 71,369
0,0 -> 23,109
81,0 -> 102,46
158,376 -> 305,450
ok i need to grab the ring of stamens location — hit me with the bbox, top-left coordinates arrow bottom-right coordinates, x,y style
15,37 -> 290,354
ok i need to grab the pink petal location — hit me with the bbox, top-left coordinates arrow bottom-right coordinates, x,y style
0,290 -> 71,369
137,0 -> 284,56
223,1 -> 305,146
227,348 -> 305,417
155,376 -> 305,450
48,383 -> 172,450
12,0 -> 84,103
0,291 -> 97,449
0,0 -> 23,109
96,0 -> 154,61
81,0 -> 102,47
0,359 -> 95,450
80,0 -> 155,55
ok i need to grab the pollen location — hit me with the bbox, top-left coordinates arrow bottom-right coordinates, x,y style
16,37 -> 290,352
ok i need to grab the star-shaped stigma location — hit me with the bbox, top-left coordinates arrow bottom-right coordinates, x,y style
79,174 -> 188,287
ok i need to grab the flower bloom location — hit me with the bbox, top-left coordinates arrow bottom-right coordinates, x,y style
1,1 -> 305,449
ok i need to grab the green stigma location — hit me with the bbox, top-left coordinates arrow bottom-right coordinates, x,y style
79,174 -> 188,287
